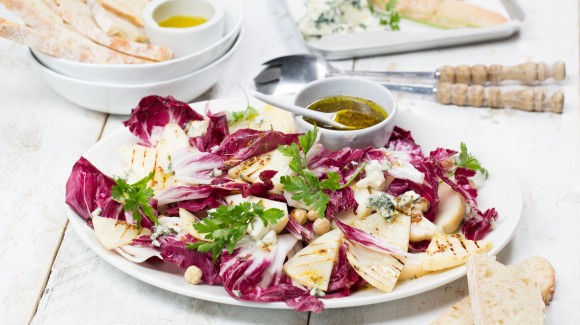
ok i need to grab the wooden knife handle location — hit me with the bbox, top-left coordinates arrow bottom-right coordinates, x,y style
438,61 -> 566,85
435,83 -> 564,113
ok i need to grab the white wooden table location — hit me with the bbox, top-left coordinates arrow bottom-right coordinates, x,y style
1,0 -> 579,324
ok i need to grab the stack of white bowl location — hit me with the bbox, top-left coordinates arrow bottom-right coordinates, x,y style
29,1 -> 243,115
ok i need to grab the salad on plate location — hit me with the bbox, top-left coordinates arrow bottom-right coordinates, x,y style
65,95 -> 498,312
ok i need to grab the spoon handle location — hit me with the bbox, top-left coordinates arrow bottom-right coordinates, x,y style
251,91 -> 347,128
437,61 -> 566,85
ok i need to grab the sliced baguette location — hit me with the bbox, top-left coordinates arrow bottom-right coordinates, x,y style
467,254 -> 545,325
44,0 -> 172,61
97,0 -> 150,27
431,256 -> 555,325
0,0 -> 149,63
91,1 -> 148,43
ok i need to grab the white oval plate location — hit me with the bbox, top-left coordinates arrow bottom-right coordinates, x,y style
65,97 -> 522,310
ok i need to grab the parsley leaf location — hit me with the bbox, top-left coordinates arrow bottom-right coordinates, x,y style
186,202 -> 284,261
278,127 -> 367,218
373,0 -> 400,31
230,89 -> 259,124
456,142 -> 489,178
111,172 -> 158,230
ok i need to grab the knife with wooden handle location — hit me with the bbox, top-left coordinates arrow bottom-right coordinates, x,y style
382,82 -> 565,113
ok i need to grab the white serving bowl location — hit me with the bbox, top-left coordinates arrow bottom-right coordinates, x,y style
144,0 -> 225,58
31,31 -> 243,115
293,77 -> 398,150
31,0 -> 242,84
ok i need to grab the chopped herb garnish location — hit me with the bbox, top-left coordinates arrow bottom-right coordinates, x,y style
230,89 -> 259,124
186,202 -> 284,261
457,142 -> 489,178
373,0 -> 400,31
278,127 -> 366,218
111,172 -> 158,230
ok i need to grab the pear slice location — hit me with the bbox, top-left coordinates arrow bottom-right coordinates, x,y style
435,182 -> 466,234
178,208 -> 211,242
352,212 -> 410,252
398,253 -> 432,281
227,149 -> 293,194
346,241 -> 406,293
423,233 -> 491,271
119,145 -> 158,183
351,185 -> 373,218
283,229 -> 342,291
92,216 -> 151,250
409,215 -> 436,242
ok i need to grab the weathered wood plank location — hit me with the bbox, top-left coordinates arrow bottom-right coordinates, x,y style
0,40 -> 107,324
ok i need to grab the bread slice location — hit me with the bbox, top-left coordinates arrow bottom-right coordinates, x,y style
431,256 -> 555,325
0,0 -> 149,63
44,0 -> 172,61
516,256 -> 556,304
97,0 -> 150,27
91,1 -> 148,43
468,254 -> 545,325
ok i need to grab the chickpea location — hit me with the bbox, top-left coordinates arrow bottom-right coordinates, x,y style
313,218 -> 331,235
290,208 -> 307,225
184,265 -> 203,285
307,209 -> 319,221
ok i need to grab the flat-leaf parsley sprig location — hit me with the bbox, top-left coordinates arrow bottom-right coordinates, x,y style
278,127 -> 366,218
186,202 -> 284,261
111,171 -> 159,230
456,142 -> 489,179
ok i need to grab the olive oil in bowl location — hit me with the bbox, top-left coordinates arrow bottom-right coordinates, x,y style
304,96 -> 387,130
158,15 -> 208,28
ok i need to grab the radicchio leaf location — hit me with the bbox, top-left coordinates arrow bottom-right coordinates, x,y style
285,215 -> 314,242
123,95 -> 204,147
219,235 -> 323,312
172,149 -> 224,185
387,126 -> 424,161
325,242 -> 362,297
308,146 -> 384,177
158,234 -> 221,285
425,149 -> 498,240
65,157 -> 123,224
325,187 -> 358,219
333,218 -> 409,257
213,129 -> 299,166
191,108 -> 229,152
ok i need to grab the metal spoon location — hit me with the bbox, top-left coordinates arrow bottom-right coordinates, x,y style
251,91 -> 355,129
254,54 -> 566,95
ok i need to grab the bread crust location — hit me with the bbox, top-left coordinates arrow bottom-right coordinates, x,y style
0,0 -> 150,63
431,256 -> 555,325
44,0 -> 171,61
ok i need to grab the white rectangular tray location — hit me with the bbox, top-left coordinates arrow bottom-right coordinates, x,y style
284,0 -> 524,60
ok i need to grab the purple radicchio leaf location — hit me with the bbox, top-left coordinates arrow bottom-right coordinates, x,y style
191,107 -> 229,152
212,129 -> 299,166
123,95 -> 204,147
65,157 -> 123,225
171,149 -> 225,185
219,235 -> 324,312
